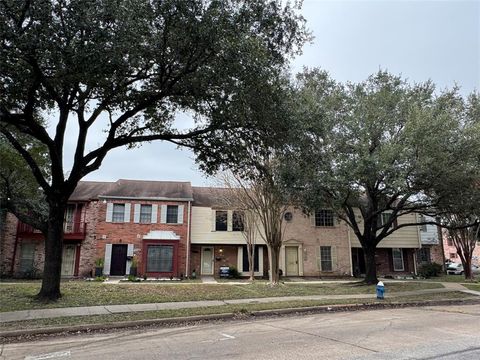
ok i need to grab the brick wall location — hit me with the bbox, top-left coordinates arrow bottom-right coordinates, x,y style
375,248 -> 416,276
95,200 -> 189,277
0,212 -> 18,276
443,229 -> 480,266
77,201 -> 99,277
283,208 -> 352,276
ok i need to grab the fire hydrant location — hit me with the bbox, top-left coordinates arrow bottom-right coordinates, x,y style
376,281 -> 385,299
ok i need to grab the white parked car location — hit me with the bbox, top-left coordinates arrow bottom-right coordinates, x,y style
446,263 -> 480,275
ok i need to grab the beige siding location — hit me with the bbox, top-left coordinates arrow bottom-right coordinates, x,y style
349,212 -> 421,249
190,206 -> 266,245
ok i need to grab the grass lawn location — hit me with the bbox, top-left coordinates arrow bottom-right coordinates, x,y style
464,284 -> 480,291
0,291 -> 471,332
419,275 -> 480,283
0,281 -> 443,312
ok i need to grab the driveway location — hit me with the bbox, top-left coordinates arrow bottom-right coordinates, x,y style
3,304 -> 480,359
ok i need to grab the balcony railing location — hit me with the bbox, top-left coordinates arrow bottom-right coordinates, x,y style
18,221 -> 86,238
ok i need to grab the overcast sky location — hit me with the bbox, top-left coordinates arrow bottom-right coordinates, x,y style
80,0 -> 480,186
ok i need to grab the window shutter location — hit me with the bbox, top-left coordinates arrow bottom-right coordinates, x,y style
133,204 -> 141,223
212,210 -> 216,231
160,205 -> 167,223
151,205 -> 158,223
127,244 -> 134,257
124,203 -> 131,223
316,246 -> 321,270
331,246 -> 337,270
177,205 -> 184,224
106,203 -> 113,222
104,244 -> 112,275
311,212 -> 316,227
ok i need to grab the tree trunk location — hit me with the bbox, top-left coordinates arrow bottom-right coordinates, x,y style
37,201 -> 66,301
268,244 -> 281,285
247,243 -> 255,281
363,246 -> 378,285
463,256 -> 473,280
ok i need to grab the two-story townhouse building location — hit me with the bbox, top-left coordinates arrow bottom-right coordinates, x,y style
415,214 -> 445,267
443,229 -> 480,266
0,181 -> 105,278
279,208 -> 351,277
189,188 -> 425,279
349,212 -> 422,277
94,180 -> 193,278
189,187 -> 268,277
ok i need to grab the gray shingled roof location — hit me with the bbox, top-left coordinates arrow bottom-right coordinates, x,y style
192,186 -> 241,207
69,181 -> 114,201
70,180 -> 193,201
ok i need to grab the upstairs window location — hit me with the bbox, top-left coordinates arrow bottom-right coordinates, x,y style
166,205 -> 179,224
232,211 -> 244,231
112,204 -> 125,223
215,211 -> 228,231
140,205 -> 152,224
419,215 -> 427,232
315,209 -> 334,227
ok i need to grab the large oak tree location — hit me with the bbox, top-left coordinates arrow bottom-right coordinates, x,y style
0,0 -> 308,299
283,69 -> 480,284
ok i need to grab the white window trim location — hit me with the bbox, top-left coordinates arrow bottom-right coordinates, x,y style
237,246 -> 264,276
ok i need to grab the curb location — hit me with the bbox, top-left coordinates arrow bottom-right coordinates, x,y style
1,298 -> 480,341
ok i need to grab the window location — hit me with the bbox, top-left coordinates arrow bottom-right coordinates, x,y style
140,205 -> 152,224
392,248 -> 404,271
242,245 -> 259,272
215,211 -> 228,231
112,204 -> 125,223
147,245 -> 174,272
320,246 -> 332,271
64,204 -> 75,232
284,212 -> 293,222
378,212 -> 392,228
20,243 -> 35,273
449,252 -> 457,259
447,238 -> 453,246
419,215 -> 427,232
232,211 -> 244,231
419,247 -> 431,264
315,209 -> 334,227
166,205 -> 178,224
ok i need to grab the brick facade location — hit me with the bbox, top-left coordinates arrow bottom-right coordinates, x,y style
95,199 -> 189,277
443,229 -> 480,266
375,248 -> 416,276
283,208 -> 352,277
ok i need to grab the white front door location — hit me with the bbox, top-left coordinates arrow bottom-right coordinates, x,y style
201,247 -> 214,275
61,244 -> 76,276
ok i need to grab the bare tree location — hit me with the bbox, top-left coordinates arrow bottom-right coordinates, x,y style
219,173 -> 258,281
219,159 -> 288,285
445,214 -> 479,280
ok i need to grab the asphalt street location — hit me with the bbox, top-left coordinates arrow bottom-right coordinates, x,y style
2,304 -> 480,360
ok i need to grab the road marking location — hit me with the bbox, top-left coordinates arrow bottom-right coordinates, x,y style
25,350 -> 71,360
220,333 -> 235,340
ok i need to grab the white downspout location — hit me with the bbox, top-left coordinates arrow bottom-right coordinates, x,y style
185,201 -> 191,277
347,226 -> 353,276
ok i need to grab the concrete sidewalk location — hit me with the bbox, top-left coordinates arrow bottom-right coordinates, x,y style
1,284 -> 477,323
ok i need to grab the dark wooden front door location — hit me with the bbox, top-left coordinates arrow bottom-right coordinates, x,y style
110,244 -> 127,275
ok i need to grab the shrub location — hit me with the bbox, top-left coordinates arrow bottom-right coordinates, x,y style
418,262 -> 443,278
94,275 -> 107,282
95,258 -> 104,267
127,274 -> 141,282
228,266 -> 241,279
